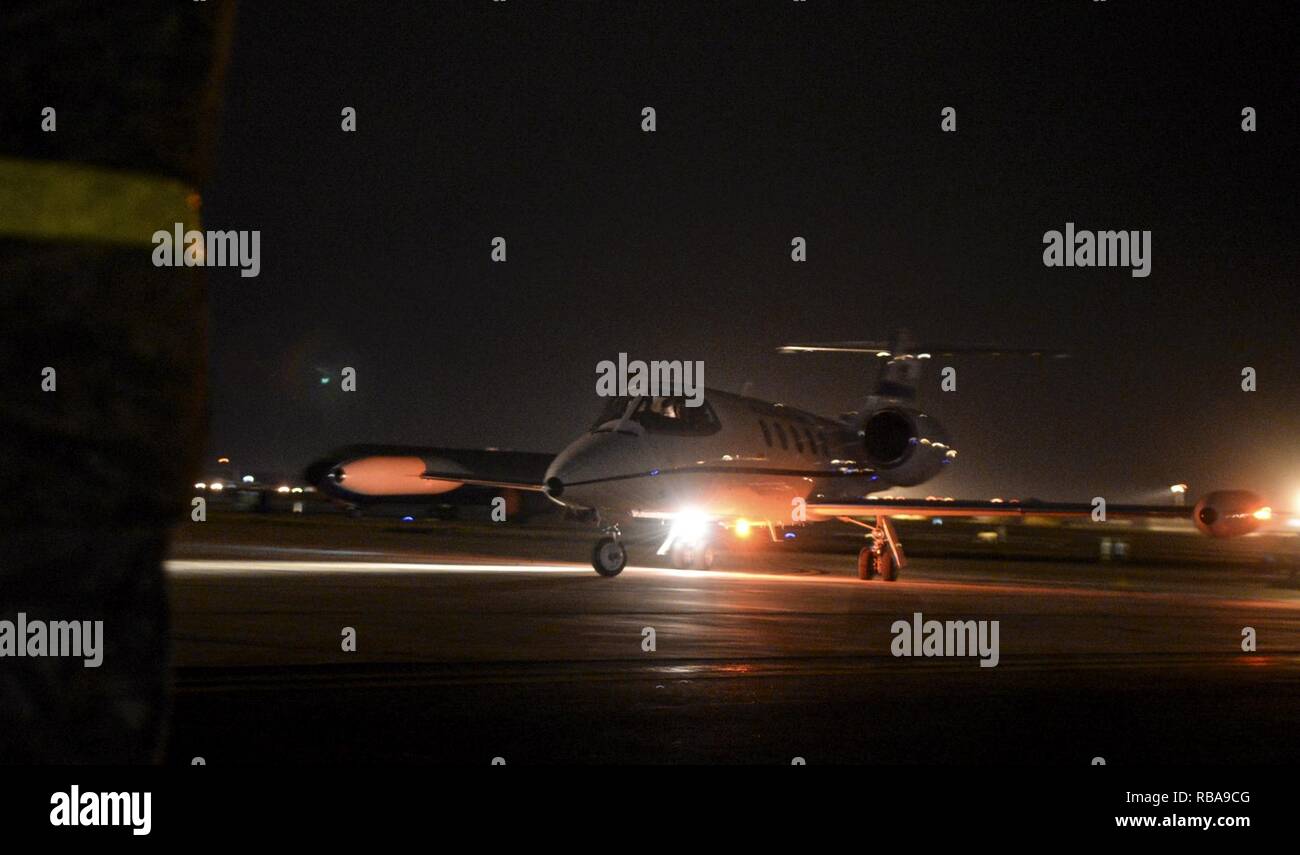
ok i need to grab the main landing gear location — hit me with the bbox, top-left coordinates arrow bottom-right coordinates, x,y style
668,540 -> 716,572
843,516 -> 905,582
591,526 -> 627,577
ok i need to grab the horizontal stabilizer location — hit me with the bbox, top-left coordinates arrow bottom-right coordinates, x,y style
778,342 -> 1069,359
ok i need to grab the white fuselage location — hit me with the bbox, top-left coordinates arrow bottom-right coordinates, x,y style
543,389 -> 944,525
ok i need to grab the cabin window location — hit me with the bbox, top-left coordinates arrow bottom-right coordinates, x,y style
772,421 -> 789,450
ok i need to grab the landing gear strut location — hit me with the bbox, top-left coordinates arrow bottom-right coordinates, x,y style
591,525 -> 627,577
843,516 -> 904,582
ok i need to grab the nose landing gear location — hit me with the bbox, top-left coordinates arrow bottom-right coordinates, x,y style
591,536 -> 627,576
591,525 -> 627,577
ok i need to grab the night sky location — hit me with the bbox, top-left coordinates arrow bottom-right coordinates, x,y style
202,1 -> 1297,504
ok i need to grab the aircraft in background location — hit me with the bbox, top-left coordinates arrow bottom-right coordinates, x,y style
310,333 -> 1273,580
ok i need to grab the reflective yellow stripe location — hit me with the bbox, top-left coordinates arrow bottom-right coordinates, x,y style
0,157 -> 201,245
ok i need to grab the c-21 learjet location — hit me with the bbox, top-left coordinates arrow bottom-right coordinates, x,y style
311,335 -> 1272,580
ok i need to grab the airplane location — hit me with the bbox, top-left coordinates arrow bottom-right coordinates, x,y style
311,332 -> 1274,580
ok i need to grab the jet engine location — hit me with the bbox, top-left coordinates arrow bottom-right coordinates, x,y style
1192,490 -> 1268,538
858,407 -> 954,487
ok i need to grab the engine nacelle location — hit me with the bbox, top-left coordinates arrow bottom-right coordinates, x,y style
1192,490 -> 1268,538
323,455 -> 463,498
858,407 -> 954,487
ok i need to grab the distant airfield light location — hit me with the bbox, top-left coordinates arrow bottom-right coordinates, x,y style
242,475 -> 255,483
990,497 -> 1003,503
194,482 -> 207,490
917,353 -> 931,359
209,482 -> 224,492
875,351 -> 891,358
320,377 -> 330,385
1253,507 -> 1272,521
277,485 -> 291,493
292,487 -> 304,494
217,457 -> 230,464
401,516 -> 415,522
735,519 -> 752,538
1170,483 -> 1188,506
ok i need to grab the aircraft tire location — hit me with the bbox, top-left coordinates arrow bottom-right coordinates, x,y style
857,546 -> 877,580
877,549 -> 898,582
591,537 -> 627,577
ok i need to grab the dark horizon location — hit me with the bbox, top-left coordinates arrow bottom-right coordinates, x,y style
202,2 -> 1297,504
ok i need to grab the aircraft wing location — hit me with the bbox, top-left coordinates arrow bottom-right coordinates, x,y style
306,444 -> 553,503
806,491 -> 1273,538
807,498 -> 1190,520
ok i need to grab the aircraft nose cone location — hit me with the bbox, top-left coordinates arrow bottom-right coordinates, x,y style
544,432 -> 639,509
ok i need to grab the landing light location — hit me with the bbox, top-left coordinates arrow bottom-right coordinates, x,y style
672,510 -> 710,541
735,519 -> 752,538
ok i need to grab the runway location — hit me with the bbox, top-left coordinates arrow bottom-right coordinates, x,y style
163,514 -> 1300,764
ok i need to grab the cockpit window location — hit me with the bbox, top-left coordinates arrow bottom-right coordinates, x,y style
590,397 -> 635,431
630,396 -> 721,435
